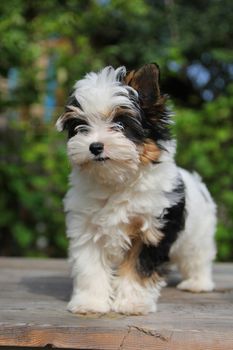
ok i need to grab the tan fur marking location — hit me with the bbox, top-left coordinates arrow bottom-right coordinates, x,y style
111,106 -> 138,121
124,69 -> 136,87
118,237 -> 161,287
59,106 -> 85,126
124,217 -> 144,239
118,217 -> 163,287
139,139 -> 161,164
123,216 -> 164,247
142,227 -> 164,246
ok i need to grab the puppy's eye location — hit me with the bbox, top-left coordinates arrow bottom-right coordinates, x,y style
75,125 -> 90,135
111,121 -> 124,132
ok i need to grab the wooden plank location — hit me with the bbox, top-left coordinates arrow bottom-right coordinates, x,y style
0,258 -> 232,349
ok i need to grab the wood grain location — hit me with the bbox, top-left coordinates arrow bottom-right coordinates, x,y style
0,258 -> 232,349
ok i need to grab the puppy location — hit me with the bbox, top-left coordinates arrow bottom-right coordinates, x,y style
56,64 -> 216,315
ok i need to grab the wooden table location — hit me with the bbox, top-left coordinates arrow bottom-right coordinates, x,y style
0,258 -> 232,350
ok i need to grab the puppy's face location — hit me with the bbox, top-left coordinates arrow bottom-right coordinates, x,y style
56,64 -> 170,185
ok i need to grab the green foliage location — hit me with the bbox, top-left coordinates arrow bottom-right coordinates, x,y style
0,120 -> 69,256
0,0 -> 232,259
174,86 -> 233,261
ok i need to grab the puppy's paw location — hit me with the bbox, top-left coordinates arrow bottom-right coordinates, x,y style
67,294 -> 110,314
112,296 -> 156,315
177,278 -> 214,292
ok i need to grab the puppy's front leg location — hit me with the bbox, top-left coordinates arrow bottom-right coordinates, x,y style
68,240 -> 112,314
112,239 -> 164,315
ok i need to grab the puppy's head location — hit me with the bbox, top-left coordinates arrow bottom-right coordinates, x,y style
56,64 -> 171,185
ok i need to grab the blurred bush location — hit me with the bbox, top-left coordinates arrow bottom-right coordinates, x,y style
0,120 -> 68,257
0,0 -> 232,260
174,86 -> 233,261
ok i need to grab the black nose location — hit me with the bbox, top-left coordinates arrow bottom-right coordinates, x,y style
89,142 -> 104,155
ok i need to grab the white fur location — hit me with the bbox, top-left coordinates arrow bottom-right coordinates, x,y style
73,66 -> 137,118
112,276 -> 166,315
58,66 -> 216,314
169,169 -> 217,292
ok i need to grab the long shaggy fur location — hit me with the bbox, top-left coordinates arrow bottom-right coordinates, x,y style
56,64 -> 216,315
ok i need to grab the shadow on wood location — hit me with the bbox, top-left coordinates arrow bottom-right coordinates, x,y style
21,275 -> 72,301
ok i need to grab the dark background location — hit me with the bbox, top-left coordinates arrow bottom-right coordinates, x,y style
0,0 -> 232,260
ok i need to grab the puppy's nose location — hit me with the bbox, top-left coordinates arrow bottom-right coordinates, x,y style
89,142 -> 104,155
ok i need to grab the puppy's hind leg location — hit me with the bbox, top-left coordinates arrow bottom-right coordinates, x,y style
172,169 -> 217,292
170,221 -> 216,293
176,257 -> 215,292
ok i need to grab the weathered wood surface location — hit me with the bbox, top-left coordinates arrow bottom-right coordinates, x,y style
0,258 -> 232,350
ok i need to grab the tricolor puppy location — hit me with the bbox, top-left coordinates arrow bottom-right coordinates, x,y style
56,64 -> 216,315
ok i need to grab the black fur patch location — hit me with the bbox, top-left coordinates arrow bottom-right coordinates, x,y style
137,178 -> 186,277
138,100 -> 172,143
113,113 -> 145,144
65,94 -> 82,112
122,96 -> 172,148
64,118 -> 88,139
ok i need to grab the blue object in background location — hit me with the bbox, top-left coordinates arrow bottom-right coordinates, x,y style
44,54 -> 57,122
8,67 -> 19,92
7,68 -> 19,119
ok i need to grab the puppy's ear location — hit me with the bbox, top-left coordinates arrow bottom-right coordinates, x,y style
56,109 -> 75,132
125,63 -> 170,142
56,112 -> 67,132
56,94 -> 82,132
124,63 -> 161,109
